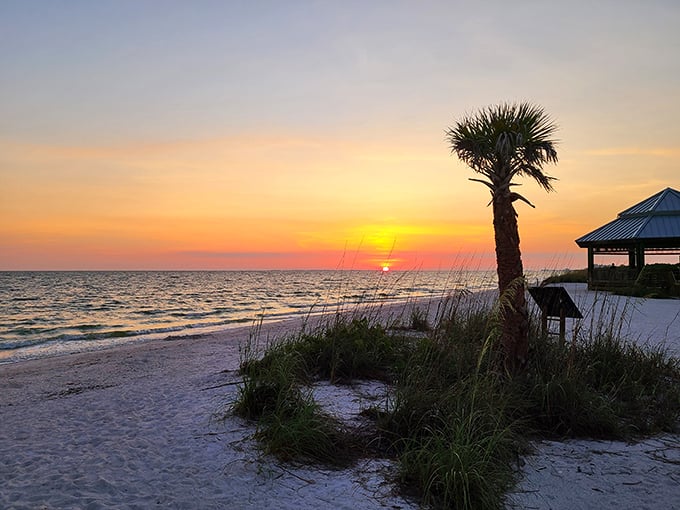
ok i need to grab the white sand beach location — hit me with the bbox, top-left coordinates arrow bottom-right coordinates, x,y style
1,284 -> 679,509
0,316 -> 416,510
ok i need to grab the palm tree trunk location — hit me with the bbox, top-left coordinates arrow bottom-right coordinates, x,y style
492,193 -> 529,373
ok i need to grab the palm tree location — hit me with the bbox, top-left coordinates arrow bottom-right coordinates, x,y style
445,102 -> 559,373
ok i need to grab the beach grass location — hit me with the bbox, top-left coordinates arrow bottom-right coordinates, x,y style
235,340 -> 356,465
231,288 -> 680,509
518,333 -> 679,437
540,268 -> 588,285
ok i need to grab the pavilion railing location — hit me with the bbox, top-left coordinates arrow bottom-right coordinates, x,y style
590,266 -> 638,289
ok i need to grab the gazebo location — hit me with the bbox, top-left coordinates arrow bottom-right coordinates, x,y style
575,187 -> 680,289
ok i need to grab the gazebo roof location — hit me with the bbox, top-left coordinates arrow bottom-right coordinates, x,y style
575,187 -> 680,248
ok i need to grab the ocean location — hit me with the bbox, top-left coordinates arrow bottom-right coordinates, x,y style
0,269 -> 551,364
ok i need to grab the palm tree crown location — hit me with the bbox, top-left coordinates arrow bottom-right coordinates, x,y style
446,102 -> 558,207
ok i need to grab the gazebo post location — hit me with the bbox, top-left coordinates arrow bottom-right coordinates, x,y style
636,244 -> 645,275
587,247 -> 594,286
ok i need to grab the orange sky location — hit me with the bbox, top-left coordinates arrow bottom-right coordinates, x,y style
1,2 -> 678,271
2,134 -> 676,271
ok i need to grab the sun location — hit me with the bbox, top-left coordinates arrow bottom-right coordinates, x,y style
381,265 -> 390,272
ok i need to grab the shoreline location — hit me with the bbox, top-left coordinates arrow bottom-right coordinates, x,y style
0,268 -> 525,366
1,285 -> 679,509
0,290 -> 472,366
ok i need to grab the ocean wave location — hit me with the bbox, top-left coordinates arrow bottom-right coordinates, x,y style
0,338 -> 47,350
0,270 -> 512,362
1,313 -> 293,354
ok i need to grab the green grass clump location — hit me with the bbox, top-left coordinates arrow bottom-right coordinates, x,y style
397,399 -> 517,509
233,351 -> 305,420
541,268 -> 588,285
519,341 -> 620,436
408,307 -> 431,332
234,336 -> 354,465
255,392 -> 352,464
571,334 -> 679,433
612,263 -> 680,299
244,317 -> 410,384
306,317 -> 409,382
519,329 -> 680,437
386,374 -> 520,509
231,296 -> 680,509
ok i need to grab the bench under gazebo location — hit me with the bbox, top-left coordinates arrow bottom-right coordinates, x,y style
575,187 -> 680,290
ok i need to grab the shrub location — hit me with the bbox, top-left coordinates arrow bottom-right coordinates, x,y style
541,268 -> 588,285
243,317 -> 410,384
409,307 -> 431,332
625,263 -> 680,298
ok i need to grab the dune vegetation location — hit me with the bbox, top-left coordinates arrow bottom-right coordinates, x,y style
231,294 -> 680,510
